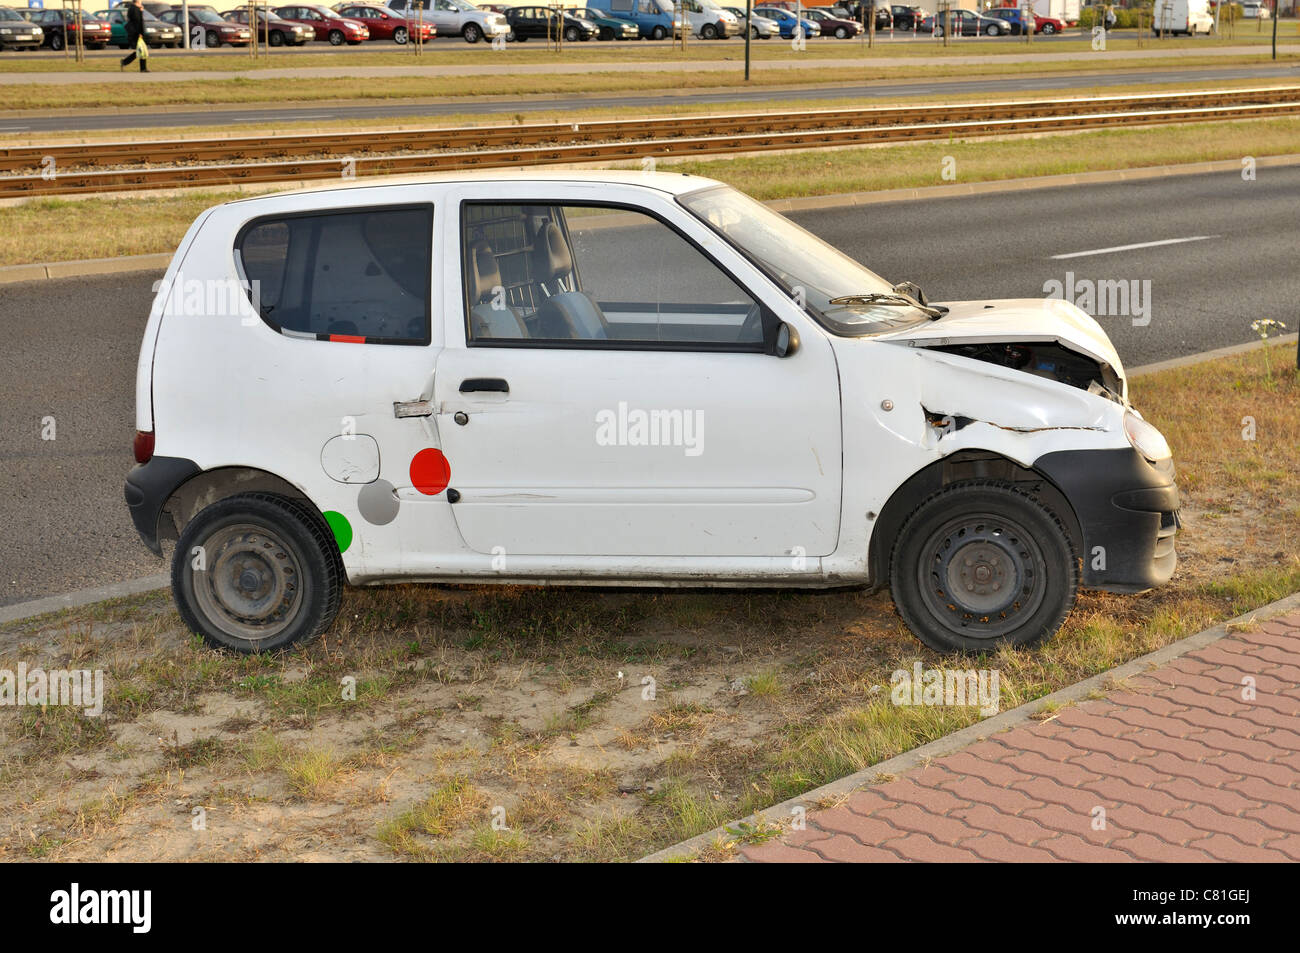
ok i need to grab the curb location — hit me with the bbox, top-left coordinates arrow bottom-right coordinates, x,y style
637,588 -> 1300,863
4,153 -> 1299,285
0,574 -> 169,628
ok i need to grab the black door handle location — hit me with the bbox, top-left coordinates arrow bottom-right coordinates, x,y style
459,378 -> 509,394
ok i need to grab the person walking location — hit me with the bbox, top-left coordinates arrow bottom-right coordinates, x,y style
119,0 -> 150,72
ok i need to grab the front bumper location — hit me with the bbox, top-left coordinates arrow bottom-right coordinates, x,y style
1035,447 -> 1179,593
124,455 -> 200,556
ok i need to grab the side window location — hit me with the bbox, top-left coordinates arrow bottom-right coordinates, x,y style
237,205 -> 432,345
462,203 -> 762,349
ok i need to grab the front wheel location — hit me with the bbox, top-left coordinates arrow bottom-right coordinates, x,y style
207,29 -> 221,47
701,22 -> 717,38
563,25 -> 580,41
985,22 -> 1000,35
328,28 -> 344,45
50,32 -> 65,50
394,26 -> 409,43
651,24 -> 666,40
463,22 -> 483,42
933,25 -> 943,37
269,29 -> 284,46
889,482 -> 1078,653
1041,22 -> 1055,34
835,25 -> 848,38
172,493 -> 343,654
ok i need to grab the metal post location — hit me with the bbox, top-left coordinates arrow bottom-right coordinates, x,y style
1272,0 -> 1278,58
744,0 -> 751,79
182,0 -> 189,48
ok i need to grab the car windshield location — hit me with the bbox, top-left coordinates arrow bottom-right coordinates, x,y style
0,8 -> 23,20
192,9 -> 226,22
680,185 -> 930,336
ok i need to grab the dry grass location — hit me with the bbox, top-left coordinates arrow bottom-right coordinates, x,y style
4,115 -> 1299,267
0,344 -> 1296,862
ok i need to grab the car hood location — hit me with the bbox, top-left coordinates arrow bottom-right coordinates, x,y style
873,297 -> 1124,379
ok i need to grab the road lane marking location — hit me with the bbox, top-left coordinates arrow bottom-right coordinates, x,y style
1051,235 -> 1218,260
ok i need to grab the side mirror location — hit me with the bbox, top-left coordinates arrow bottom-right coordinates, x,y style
773,322 -> 799,358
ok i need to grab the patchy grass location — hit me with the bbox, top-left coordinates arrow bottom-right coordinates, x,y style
0,344 -> 1296,862
5,114 -> 1298,267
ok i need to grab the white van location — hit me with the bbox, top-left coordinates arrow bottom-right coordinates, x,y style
673,0 -> 738,37
127,172 -> 1179,654
1153,0 -> 1214,34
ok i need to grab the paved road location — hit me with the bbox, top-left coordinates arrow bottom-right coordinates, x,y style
1,165 -> 1297,605
3,63 -> 1295,134
742,609 -> 1300,862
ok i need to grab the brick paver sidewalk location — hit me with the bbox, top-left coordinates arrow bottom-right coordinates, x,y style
742,611 -> 1300,862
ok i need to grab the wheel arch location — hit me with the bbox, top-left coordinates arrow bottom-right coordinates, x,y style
160,466 -> 324,547
867,449 -> 1084,588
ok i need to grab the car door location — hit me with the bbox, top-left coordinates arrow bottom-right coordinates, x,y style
431,182 -> 843,560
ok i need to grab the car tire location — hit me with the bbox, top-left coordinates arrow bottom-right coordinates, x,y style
563,24 -> 579,41
463,22 -> 482,42
269,30 -> 284,46
172,493 -> 344,654
1041,22 -> 1055,33
206,29 -> 221,47
701,22 -> 717,38
599,26 -> 612,39
985,22 -> 999,35
327,28 -> 344,45
651,24 -> 666,39
394,26 -> 408,43
50,32 -> 65,50
889,481 -> 1079,653
835,25 -> 848,37
933,25 -> 943,36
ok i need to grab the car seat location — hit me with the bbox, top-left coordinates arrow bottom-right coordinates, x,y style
467,240 -> 528,339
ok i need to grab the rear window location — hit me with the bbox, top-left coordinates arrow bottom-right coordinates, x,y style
236,205 -> 432,345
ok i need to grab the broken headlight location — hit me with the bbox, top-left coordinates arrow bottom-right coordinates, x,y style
1123,410 -> 1171,463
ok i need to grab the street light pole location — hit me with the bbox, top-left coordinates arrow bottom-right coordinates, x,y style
744,0 -> 751,80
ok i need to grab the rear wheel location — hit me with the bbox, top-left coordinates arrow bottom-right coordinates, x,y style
889,482 -> 1078,653
172,493 -> 343,654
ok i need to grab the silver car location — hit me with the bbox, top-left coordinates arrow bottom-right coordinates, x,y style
722,5 -> 776,37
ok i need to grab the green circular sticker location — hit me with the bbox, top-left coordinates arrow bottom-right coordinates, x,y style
322,510 -> 353,554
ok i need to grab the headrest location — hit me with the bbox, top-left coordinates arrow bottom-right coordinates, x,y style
469,241 -> 501,304
533,222 -> 573,283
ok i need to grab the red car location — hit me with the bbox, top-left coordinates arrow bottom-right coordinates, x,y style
333,2 -> 433,42
274,3 -> 368,43
988,6 -> 1063,33
30,8 -> 113,50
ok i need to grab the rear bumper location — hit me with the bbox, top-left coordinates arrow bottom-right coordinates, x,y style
1035,447 -> 1179,593
124,455 -> 200,556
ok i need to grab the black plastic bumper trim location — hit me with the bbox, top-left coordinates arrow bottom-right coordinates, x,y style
124,456 -> 201,555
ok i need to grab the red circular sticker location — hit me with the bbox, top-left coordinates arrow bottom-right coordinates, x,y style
410,448 -> 451,496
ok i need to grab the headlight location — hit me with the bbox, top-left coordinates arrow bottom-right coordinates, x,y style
1124,410 -> 1171,463
0,28 -> 11,34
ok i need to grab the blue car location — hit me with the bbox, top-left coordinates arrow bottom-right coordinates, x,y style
752,5 -> 819,38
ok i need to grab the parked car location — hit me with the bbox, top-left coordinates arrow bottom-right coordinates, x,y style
1153,0 -> 1215,33
988,6 -> 1063,33
128,171 -> 1178,655
888,3 -> 923,29
571,6 -> 640,39
504,6 -> 598,41
674,0 -> 736,38
273,3 -> 368,43
921,8 -> 1012,35
806,7 -> 860,37
585,0 -> 674,39
830,2 -> 892,30
0,5 -> 43,49
722,5 -> 779,37
1241,1 -> 1269,17
30,8 -> 113,50
386,0 -> 508,42
334,2 -> 434,41
221,7 -> 315,44
159,5 -> 252,46
97,6 -> 185,46
753,5 -> 819,38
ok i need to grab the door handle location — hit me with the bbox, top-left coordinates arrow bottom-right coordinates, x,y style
459,378 -> 509,394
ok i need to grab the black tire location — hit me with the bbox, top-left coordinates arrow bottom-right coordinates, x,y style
888,481 -> 1078,653
835,25 -> 848,38
701,22 -> 717,38
600,26 -> 613,40
463,22 -> 482,42
206,29 -> 221,47
88,42 -> 106,50
1041,22 -> 1055,34
328,28 -> 344,45
985,22 -> 999,35
50,32 -> 65,50
563,24 -> 579,41
172,493 -> 343,654
394,26 -> 408,43
933,25 -> 943,37
750,25 -> 760,37
269,29 -> 284,46
651,24 -> 666,39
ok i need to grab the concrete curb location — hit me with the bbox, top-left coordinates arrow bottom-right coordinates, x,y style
638,589 -> 1300,863
0,573 -> 170,628
5,153 -> 1300,285
1126,333 -> 1299,378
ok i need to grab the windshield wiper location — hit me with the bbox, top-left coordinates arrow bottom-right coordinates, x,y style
828,292 -> 946,320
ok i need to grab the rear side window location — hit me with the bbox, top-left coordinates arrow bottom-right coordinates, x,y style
236,204 -> 432,345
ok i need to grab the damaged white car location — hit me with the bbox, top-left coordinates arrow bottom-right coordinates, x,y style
126,172 -> 1179,654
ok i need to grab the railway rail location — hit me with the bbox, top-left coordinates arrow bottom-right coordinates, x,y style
1,86 -> 1296,197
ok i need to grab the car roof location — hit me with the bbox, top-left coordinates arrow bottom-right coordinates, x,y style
223,169 -> 721,207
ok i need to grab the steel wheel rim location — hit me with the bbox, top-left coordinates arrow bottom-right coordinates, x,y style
916,512 -> 1047,639
191,522 -> 304,643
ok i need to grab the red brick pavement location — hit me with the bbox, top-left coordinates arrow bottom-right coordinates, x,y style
741,611 -> 1300,862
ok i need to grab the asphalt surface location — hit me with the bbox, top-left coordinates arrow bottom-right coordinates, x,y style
1,165 -> 1297,606
2,62 -> 1296,133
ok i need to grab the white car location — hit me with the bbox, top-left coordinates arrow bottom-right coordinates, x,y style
722,5 -> 778,37
674,0 -> 737,37
127,171 -> 1179,654
1241,1 -> 1270,17
387,0 -> 507,40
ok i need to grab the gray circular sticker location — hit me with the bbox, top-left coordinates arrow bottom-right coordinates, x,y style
357,479 -> 400,526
